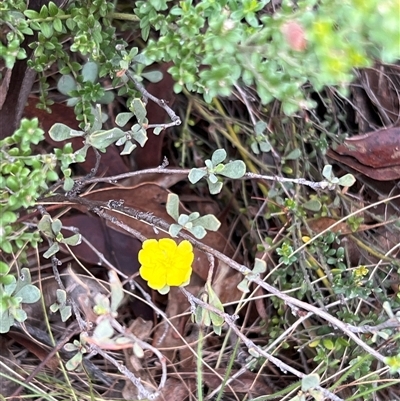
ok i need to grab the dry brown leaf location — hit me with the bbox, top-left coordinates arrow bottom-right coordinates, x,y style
333,127 -> 400,168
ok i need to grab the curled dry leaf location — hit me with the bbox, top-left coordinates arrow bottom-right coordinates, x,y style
327,127 -> 400,180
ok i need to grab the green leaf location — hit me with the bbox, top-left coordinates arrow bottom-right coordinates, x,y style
93,319 -> 114,340
253,258 -> 267,274
82,61 -> 99,83
132,98 -> 147,124
49,123 -> 84,141
188,168 -> 207,184
188,225 -> 207,239
15,284 -> 41,303
56,289 -> 67,303
206,283 -> 225,327
322,165 -> 333,180
115,112 -> 134,127
303,199 -> 322,212
60,305 -> 72,322
166,193 -> 180,221
109,270 -> 124,313
301,373 -> 320,392
120,141 -> 136,155
207,180 -> 223,195
43,242 -> 60,258
57,75 -> 77,95
63,177 -> 74,192
237,278 -> 250,293
0,262 -> 10,275
130,125 -> 148,147
338,174 -> 356,187
259,140 -> 272,152
154,126 -> 163,135
61,234 -> 82,246
322,338 -> 334,350
219,160 -> 246,179
38,215 -> 54,238
141,70 -> 163,83
284,148 -> 302,160
51,219 -> 62,235
53,18 -> 63,33
169,224 -> 182,237
254,120 -> 267,135
40,22 -> 54,38
65,351 -> 83,371
0,311 -> 13,333
24,10 -> 40,19
211,149 -> 227,165
193,215 -> 221,231
88,128 -> 125,150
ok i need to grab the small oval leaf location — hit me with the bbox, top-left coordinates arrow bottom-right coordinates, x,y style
218,160 -> 246,179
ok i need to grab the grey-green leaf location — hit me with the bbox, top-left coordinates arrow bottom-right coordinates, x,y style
51,219 -> 62,235
38,215 -> 54,238
57,74 -> 77,95
208,181 -> 223,195
43,242 -> 60,258
254,120 -> 267,135
211,149 -> 227,165
301,373 -> 320,392
253,258 -> 267,274
115,112 -> 134,127
322,165 -> 333,180
62,234 -> 82,246
188,168 -> 207,184
303,199 -> 322,212
131,125 -> 148,147
218,160 -> 246,179
109,270 -> 124,313
188,225 -> 206,239
284,148 -> 302,160
338,174 -> 356,187
82,61 -> 99,83
169,224 -> 182,237
49,123 -> 84,141
193,215 -> 221,231
132,98 -> 147,124
15,284 -> 41,303
88,128 -> 125,150
166,193 -> 180,221
120,141 -> 136,155
141,70 -> 163,83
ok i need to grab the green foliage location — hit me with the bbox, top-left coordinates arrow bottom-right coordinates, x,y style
189,148 -> 246,194
166,193 -> 221,239
276,241 -> 298,265
322,164 -> 356,189
50,289 -> 72,322
37,214 -> 82,258
0,118 -> 56,254
237,258 -> 266,293
193,283 -> 225,335
138,0 -> 400,112
0,267 -> 41,333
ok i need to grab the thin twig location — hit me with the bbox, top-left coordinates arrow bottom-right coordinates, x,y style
79,167 -> 336,190
181,288 -> 344,401
125,69 -> 181,125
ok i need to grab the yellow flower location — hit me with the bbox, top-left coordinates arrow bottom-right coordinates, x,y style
139,238 -> 194,294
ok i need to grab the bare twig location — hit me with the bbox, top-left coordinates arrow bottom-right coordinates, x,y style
79,167 -> 337,190
181,288 -> 344,401
125,69 -> 181,125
